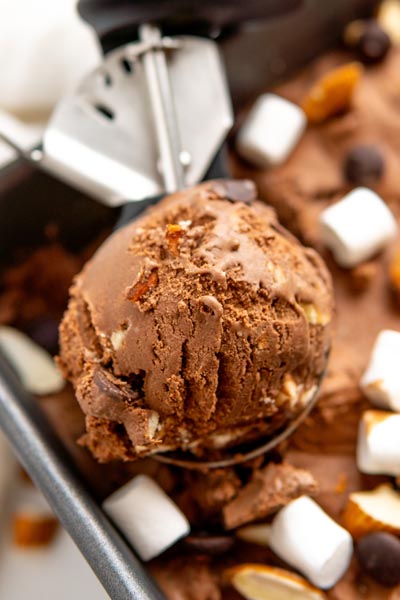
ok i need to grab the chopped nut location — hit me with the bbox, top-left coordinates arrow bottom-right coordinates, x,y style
302,62 -> 363,124
166,223 -> 185,257
299,303 -> 330,325
235,523 -> 272,547
226,564 -> 326,600
343,485 -> 400,538
277,373 -> 299,410
335,473 -> 347,494
343,19 -> 367,47
126,269 -> 158,302
13,513 -> 59,547
390,246 -> 400,299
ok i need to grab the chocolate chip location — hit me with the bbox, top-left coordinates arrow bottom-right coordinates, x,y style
344,145 -> 384,185
356,532 -> 400,587
210,179 -> 257,204
93,368 -> 130,402
357,21 -> 391,64
26,317 -> 60,355
184,533 -> 235,555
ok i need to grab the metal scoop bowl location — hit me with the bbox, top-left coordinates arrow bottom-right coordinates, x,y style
153,359 -> 328,470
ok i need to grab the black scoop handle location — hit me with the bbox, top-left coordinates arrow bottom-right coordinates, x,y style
78,0 -> 303,49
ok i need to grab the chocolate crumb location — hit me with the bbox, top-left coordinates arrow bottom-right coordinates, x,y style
223,462 -> 318,529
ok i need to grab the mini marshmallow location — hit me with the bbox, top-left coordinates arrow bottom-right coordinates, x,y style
236,94 -> 306,168
357,410 -> 400,476
360,329 -> 400,411
269,496 -> 353,589
0,326 -> 64,395
103,474 -> 190,561
320,187 -> 397,268
0,0 -> 100,117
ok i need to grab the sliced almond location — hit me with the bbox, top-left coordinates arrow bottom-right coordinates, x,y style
13,513 -> 59,548
0,326 -> 64,395
299,303 -> 330,326
226,564 -> 326,600
126,269 -> 158,302
236,524 -> 272,547
302,62 -> 363,124
342,484 -> 400,538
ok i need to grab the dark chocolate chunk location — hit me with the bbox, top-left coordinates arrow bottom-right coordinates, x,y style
210,179 -> 257,204
344,145 -> 384,185
356,532 -> 400,587
92,368 -> 133,403
357,21 -> 391,64
184,533 -> 235,555
26,316 -> 60,355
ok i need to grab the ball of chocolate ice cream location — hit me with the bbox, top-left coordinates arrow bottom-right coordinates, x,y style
58,181 -> 333,462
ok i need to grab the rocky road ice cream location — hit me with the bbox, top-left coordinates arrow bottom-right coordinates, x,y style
58,179 -> 333,462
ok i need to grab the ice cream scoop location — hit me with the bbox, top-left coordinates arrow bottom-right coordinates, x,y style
58,180 -> 333,464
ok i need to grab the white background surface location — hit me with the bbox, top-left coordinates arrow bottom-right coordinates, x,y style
0,454 -> 110,599
0,0 -> 100,169
0,523 -> 110,600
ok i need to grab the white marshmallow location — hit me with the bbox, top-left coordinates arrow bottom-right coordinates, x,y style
103,475 -> 190,561
269,496 -> 353,589
0,0 -> 100,118
357,410 -> 400,476
0,326 -> 64,395
360,330 -> 400,411
319,187 -> 397,268
236,94 -> 306,168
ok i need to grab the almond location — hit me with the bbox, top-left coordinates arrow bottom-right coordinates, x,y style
0,326 -> 64,395
226,564 -> 326,600
302,63 -> 363,124
166,223 -> 185,257
390,245 -> 400,300
13,513 -> 59,548
235,524 -> 272,547
342,484 -> 400,538
126,269 -> 158,302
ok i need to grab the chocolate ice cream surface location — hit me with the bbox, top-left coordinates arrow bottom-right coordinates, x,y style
59,180 -> 333,462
